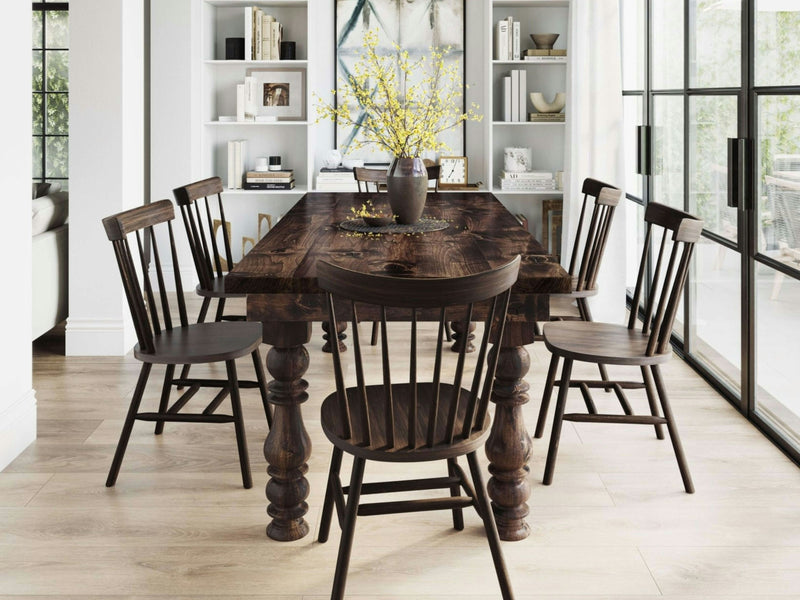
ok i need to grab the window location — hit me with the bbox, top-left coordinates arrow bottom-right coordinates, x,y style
32,2 -> 69,189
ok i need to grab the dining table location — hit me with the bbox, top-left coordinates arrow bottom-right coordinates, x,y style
226,190 -> 571,542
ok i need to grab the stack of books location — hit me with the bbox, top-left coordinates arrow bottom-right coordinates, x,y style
227,139 -> 247,189
244,7 -> 282,60
243,170 -> 295,190
316,167 -> 358,192
524,49 -> 567,62
529,112 -> 565,123
495,16 -> 521,61
499,171 -> 557,192
502,69 -> 527,122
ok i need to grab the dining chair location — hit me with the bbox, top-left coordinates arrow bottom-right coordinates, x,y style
316,256 -> 521,600
538,202 -> 702,493
172,176 -> 272,409
354,165 -> 448,345
533,178 -> 624,438
102,199 -> 272,488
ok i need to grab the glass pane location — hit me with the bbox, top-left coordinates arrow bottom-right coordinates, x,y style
46,93 -> 69,135
688,241 -> 741,389
755,0 -> 800,87
45,136 -> 68,179
32,137 -> 43,179
620,0 -> 645,90
32,11 -> 43,49
758,95 -> 800,268
653,95 -> 684,209
755,264 -> 800,453
623,95 -> 643,199
689,95 -> 738,241
689,0 -> 741,88
32,51 -> 43,90
45,50 -> 68,92
45,11 -> 69,49
652,0 -> 684,89
33,94 -> 43,135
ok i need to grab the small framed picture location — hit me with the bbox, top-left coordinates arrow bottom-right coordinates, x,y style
246,67 -> 306,121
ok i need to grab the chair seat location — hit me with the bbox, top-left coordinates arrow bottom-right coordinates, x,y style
543,321 -> 672,366
196,276 -> 245,299
321,383 -> 491,463
134,321 -> 262,364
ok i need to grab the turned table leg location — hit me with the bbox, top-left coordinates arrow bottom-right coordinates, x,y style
450,320 -> 476,353
321,321 -> 347,354
485,322 -> 535,541
262,322 -> 313,541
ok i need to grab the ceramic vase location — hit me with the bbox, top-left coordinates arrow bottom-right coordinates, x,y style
386,157 -> 428,225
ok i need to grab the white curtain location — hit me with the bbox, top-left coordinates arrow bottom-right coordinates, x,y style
563,0 -> 626,323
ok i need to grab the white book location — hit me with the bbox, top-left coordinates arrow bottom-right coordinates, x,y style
507,17 -> 514,61
236,83 -> 245,122
502,170 -> 553,179
262,14 -> 272,60
255,8 -> 262,60
244,7 -> 253,60
503,76 -> 512,122
227,140 -> 236,189
234,141 -> 242,189
512,21 -> 521,61
244,77 -> 257,121
271,21 -> 281,60
518,69 -> 527,119
523,56 -> 568,62
495,20 -> 509,60
510,70 -> 519,122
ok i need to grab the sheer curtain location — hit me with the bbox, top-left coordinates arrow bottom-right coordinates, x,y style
563,0 -> 626,323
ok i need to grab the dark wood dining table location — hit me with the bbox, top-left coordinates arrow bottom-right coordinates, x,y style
226,191 -> 571,542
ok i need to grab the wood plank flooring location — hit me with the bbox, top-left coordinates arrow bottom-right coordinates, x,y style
5,298 -> 800,599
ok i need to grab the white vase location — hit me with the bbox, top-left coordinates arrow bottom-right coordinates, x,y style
323,149 -> 342,169
504,147 -> 532,173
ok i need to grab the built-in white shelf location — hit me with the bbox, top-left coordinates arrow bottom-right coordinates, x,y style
492,189 -> 564,195
205,120 -> 309,126
204,59 -> 308,66
222,187 -> 307,195
492,121 -> 565,126
493,0 -> 568,6
492,59 -> 567,65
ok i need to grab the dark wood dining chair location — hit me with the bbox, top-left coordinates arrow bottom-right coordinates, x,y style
354,164 -> 448,345
538,202 -> 702,493
102,199 -> 272,488
533,178 -> 623,437
316,256 -> 521,600
172,176 -> 272,408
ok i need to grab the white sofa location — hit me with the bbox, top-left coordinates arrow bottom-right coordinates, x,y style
31,185 -> 68,340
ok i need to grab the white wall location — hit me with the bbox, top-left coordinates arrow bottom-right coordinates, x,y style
67,0 -> 145,356
0,1 -> 35,470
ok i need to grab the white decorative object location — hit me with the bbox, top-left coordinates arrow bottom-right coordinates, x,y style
504,147 -> 532,173
530,92 -> 566,113
254,156 -> 269,171
324,149 -> 343,169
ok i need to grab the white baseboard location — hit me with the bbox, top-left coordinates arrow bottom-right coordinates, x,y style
0,389 -> 36,472
65,317 -> 136,356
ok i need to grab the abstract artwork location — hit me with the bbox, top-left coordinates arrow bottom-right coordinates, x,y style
335,0 -> 465,163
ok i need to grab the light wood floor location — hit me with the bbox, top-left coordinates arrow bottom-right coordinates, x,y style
6,299 -> 800,599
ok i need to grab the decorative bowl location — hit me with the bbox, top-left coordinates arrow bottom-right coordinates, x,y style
363,215 -> 394,227
530,33 -> 560,49
530,92 -> 566,113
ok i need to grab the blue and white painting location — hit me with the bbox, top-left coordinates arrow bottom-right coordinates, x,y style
335,0 -> 465,163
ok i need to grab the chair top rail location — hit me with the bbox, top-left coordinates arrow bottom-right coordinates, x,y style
173,176 -> 224,205
103,199 -> 174,241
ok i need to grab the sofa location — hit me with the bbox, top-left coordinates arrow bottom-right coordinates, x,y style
32,182 -> 68,340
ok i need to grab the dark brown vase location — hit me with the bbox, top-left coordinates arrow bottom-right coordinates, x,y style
386,157 -> 428,224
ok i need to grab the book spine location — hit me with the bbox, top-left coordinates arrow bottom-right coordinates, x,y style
233,140 -> 242,189
244,77 -> 256,121
262,14 -> 271,60
503,172 -> 553,179
510,70 -> 519,122
518,69 -> 526,121
496,21 -> 509,61
236,84 -> 245,122
227,140 -> 236,189
244,182 -> 295,190
513,21 -> 520,61
255,8 -> 262,60
271,22 -> 281,61
244,7 -> 253,60
507,16 -> 513,61
246,178 -> 293,183
503,76 -> 511,122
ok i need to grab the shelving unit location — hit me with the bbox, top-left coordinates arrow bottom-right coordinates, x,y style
198,0 -> 312,262
486,0 -> 570,225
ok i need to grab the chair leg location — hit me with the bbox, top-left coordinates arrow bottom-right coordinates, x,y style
319,447 -> 344,543
178,297 -> 212,387
534,353 -> 560,438
651,365 -> 694,493
543,357 -> 573,486
578,298 -> 612,393
447,457 -> 465,531
251,349 -> 273,428
214,298 -> 227,323
331,456 -> 366,600
640,365 -> 665,440
444,320 -> 453,342
154,364 -> 175,435
106,363 -> 152,487
466,452 -> 514,600
225,360 -> 252,489
370,321 -> 379,346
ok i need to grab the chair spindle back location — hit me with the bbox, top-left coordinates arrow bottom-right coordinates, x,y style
353,168 -> 386,193
173,176 -> 235,291
102,199 -> 189,355
318,257 -> 521,450
627,202 -> 703,356
567,178 -> 623,292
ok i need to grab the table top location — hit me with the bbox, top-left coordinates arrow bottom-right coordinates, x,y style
226,191 -> 571,297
